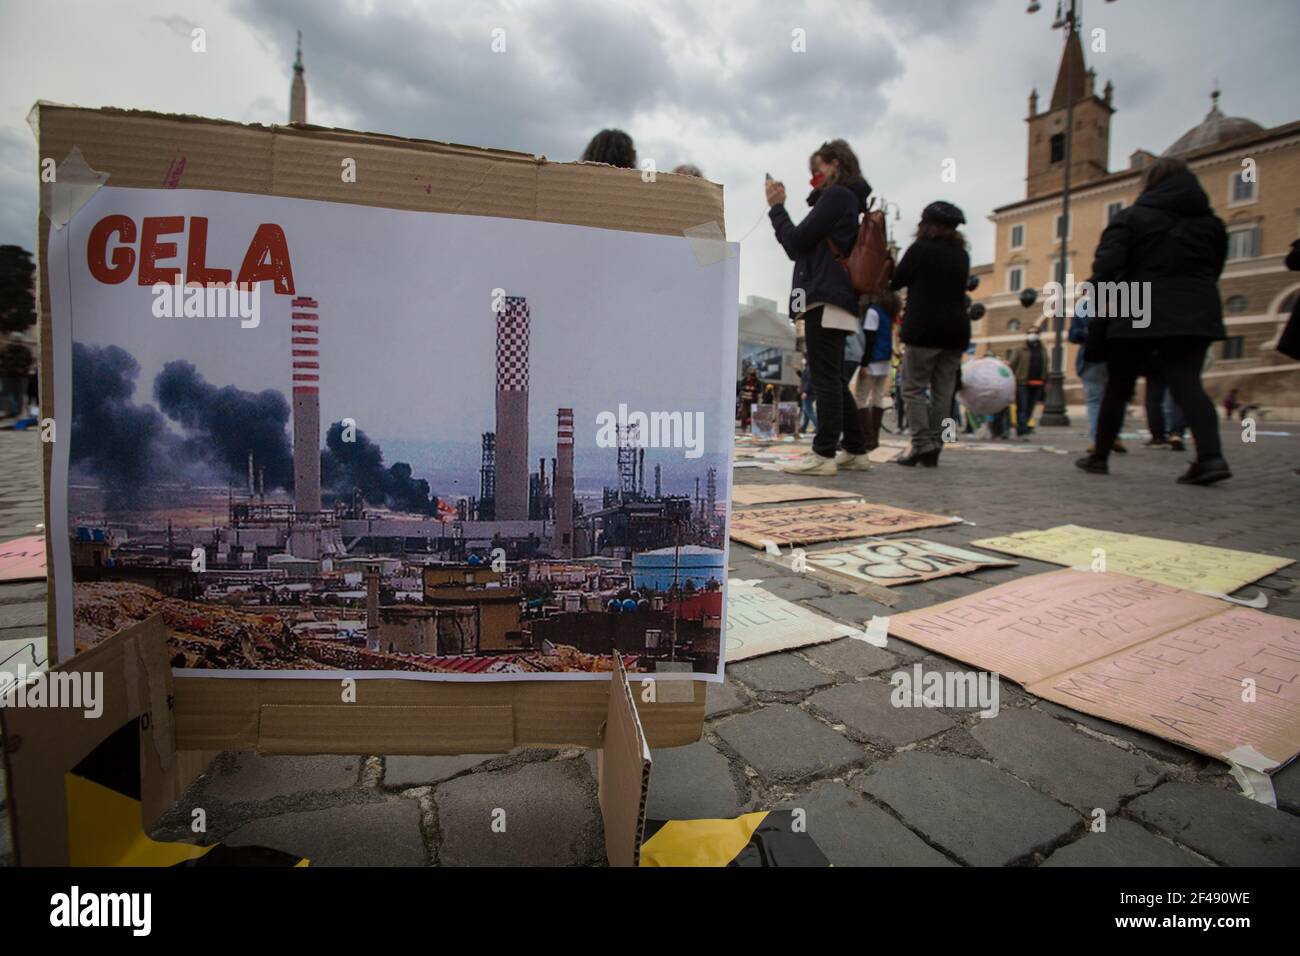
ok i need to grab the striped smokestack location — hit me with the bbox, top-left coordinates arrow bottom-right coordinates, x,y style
494,296 -> 530,521
555,407 -> 574,558
290,295 -> 321,558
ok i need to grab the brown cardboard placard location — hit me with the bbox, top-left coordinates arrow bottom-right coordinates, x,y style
597,652 -> 652,867
730,500 -> 960,549
889,569 -> 1300,768
806,538 -> 1015,588
1,616 -> 217,866
34,104 -> 716,755
730,483 -> 859,506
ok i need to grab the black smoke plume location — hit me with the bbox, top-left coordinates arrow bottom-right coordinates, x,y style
320,421 -> 437,515
153,361 -> 294,490
69,343 -> 176,507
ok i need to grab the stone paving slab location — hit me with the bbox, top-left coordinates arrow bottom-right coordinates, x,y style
705,679 -> 747,717
1034,701 -> 1200,765
779,781 -> 954,867
858,752 -> 1080,866
808,680 -> 955,747
435,759 -> 602,867
971,707 -> 1164,813
802,636 -> 898,677
1126,783 -> 1300,867
1042,819 -> 1211,867
223,799 -> 425,867
714,705 -> 866,783
201,753 -> 362,803
384,754 -> 497,789
728,652 -> 837,694
645,741 -> 743,820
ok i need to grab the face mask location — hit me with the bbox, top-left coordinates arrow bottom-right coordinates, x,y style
1027,334 -> 1040,344
809,172 -> 826,189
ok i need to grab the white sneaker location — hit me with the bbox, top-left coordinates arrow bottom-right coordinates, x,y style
780,451 -> 838,475
834,450 -> 872,471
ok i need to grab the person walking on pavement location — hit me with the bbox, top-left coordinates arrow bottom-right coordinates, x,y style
851,290 -> 898,453
1076,157 -> 1230,484
739,368 -> 759,429
1008,329 -> 1047,438
767,140 -> 872,475
798,358 -> 817,435
1068,293 -> 1127,455
891,202 -> 971,467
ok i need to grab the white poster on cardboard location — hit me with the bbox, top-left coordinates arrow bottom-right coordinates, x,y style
47,187 -> 738,681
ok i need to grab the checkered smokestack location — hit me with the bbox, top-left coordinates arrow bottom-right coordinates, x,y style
494,296 -> 529,521
290,295 -> 321,558
555,407 -> 574,558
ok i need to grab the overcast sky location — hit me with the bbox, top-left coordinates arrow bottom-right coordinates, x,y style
2,0 -> 1298,307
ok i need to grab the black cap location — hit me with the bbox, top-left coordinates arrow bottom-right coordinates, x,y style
921,201 -> 966,226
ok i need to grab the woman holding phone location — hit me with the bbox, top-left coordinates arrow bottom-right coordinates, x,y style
766,140 -> 872,475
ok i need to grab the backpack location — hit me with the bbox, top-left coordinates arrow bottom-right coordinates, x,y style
826,198 -> 895,298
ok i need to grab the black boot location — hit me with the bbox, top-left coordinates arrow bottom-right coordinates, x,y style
1075,454 -> 1108,474
1177,456 -> 1232,485
897,447 -> 939,468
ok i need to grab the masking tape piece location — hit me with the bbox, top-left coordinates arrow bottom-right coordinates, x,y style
1228,763 -> 1277,807
652,661 -> 695,703
683,222 -> 733,266
1223,744 -> 1279,774
41,146 -> 110,230
1198,589 -> 1268,609
839,616 -> 889,648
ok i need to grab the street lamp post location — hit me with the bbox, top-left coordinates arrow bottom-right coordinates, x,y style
1028,0 -> 1083,427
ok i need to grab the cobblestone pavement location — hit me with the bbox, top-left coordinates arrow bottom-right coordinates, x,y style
3,419 -> 1299,866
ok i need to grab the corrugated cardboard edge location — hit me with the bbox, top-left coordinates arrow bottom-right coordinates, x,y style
34,103 -> 715,755
598,653 -> 651,867
0,615 -> 216,866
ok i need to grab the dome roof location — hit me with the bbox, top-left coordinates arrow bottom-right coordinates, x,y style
1164,91 -> 1263,156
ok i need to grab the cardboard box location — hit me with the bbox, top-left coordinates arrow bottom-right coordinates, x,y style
33,103 -> 714,754
1,615 -> 651,865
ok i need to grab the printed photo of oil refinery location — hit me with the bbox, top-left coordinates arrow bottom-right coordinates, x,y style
66,293 -> 727,676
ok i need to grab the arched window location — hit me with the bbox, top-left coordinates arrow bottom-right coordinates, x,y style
1007,318 -> 1022,333
1225,295 -> 1249,314
1280,289 -> 1299,316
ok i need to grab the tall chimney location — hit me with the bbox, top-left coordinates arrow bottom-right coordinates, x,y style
494,296 -> 530,520
290,295 -> 322,559
247,450 -> 255,495
555,408 -> 574,559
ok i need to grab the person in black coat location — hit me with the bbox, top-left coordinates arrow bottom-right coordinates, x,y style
890,201 -> 971,467
1076,157 -> 1230,484
767,139 -> 871,474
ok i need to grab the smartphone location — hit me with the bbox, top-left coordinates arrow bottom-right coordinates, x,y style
765,172 -> 774,182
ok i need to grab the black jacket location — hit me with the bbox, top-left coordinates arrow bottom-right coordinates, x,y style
890,238 -> 971,350
769,178 -> 870,319
1279,238 -> 1300,360
1090,167 -> 1227,340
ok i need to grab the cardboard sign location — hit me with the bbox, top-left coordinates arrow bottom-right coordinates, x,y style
34,105 -> 715,754
730,500 -> 960,548
725,579 -> 854,660
731,483 -> 858,506
46,126 -> 736,683
0,534 -> 46,582
972,525 -> 1294,595
807,538 -> 1014,587
890,569 -> 1300,767
750,404 -> 777,439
